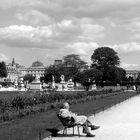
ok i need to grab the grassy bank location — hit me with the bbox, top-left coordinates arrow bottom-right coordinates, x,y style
0,90 -> 139,140
0,89 -> 119,122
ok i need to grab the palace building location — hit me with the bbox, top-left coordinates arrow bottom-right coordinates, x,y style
4,59 -> 46,82
126,70 -> 139,80
20,60 -> 46,77
3,58 -> 140,83
5,58 -> 23,82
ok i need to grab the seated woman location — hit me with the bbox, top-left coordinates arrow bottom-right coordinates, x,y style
58,102 -> 100,137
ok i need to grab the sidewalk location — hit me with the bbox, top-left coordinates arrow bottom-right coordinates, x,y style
44,95 -> 140,140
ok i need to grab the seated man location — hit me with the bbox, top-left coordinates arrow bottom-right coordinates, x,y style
58,102 -> 100,137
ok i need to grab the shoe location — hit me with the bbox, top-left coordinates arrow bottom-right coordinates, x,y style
91,126 -> 100,130
86,133 -> 95,137
46,128 -> 59,136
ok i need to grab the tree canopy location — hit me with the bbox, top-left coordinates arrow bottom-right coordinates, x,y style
43,54 -> 87,83
74,68 -> 102,91
0,61 -> 7,78
23,74 -> 35,83
91,47 -> 125,86
63,54 -> 87,69
91,47 -> 120,68
136,73 -> 140,82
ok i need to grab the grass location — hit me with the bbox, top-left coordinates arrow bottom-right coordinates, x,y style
0,90 -> 138,140
0,89 -> 116,122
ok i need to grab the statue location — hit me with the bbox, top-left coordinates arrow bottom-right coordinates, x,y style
91,80 -> 96,90
29,74 -> 42,91
14,79 -> 18,88
34,75 -> 40,82
60,75 -> 65,83
56,74 -> 67,91
52,75 -> 55,82
52,75 -> 55,89
67,79 -> 74,90
18,77 -> 25,90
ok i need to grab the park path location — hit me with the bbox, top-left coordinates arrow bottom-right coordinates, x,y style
44,94 -> 140,140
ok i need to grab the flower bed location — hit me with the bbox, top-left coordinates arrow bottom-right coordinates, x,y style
0,89 -> 133,122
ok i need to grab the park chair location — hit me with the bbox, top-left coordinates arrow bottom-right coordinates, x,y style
57,113 -> 81,137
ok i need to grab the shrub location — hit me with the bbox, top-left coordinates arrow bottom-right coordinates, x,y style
0,89 -> 129,122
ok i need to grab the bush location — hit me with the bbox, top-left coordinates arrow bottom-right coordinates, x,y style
0,89 -> 126,122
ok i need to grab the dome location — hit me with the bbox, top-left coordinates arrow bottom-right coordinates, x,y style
31,60 -> 44,67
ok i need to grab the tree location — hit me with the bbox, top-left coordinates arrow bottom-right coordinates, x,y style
63,54 -> 87,70
43,54 -> 88,84
74,68 -> 102,91
43,65 -> 62,83
136,73 -> 140,82
0,61 -> 7,78
91,47 -> 121,86
101,66 -> 126,85
62,54 -> 87,80
116,67 -> 126,82
23,74 -> 35,83
44,54 -> 88,83
91,47 -> 120,67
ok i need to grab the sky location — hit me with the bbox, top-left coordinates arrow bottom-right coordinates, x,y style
0,0 -> 140,70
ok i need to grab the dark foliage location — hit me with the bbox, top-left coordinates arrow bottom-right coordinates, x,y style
0,61 -> 7,78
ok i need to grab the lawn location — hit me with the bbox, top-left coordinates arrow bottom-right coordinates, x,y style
0,90 -> 138,140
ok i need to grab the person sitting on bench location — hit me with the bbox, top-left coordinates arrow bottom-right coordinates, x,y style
58,102 -> 100,137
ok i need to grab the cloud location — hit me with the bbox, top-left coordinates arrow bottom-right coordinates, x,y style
67,42 -> 99,55
127,18 -> 140,32
0,25 -> 53,43
105,42 -> 140,54
66,42 -> 99,64
0,53 -> 9,62
124,18 -> 140,39
36,0 -> 140,20
78,18 -> 105,40
16,10 -> 52,25
0,0 -> 44,9
120,62 -> 139,69
0,18 -> 104,49
2,0 -> 139,22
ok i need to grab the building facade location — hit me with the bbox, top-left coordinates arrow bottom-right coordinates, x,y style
20,60 -> 46,77
4,59 -> 46,82
126,70 -> 139,80
3,58 -> 140,82
4,58 -> 21,82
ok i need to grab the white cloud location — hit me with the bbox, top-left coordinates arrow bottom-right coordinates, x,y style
121,62 -> 139,69
0,18 -> 104,48
0,25 -> 53,42
123,18 -> 140,39
79,18 -> 105,40
0,0 -> 44,9
0,53 -> 9,62
67,42 -> 99,64
1,0 -> 140,67
16,10 -> 52,25
57,20 -> 73,28
126,18 -> 140,32
67,42 -> 99,55
107,42 -> 140,54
